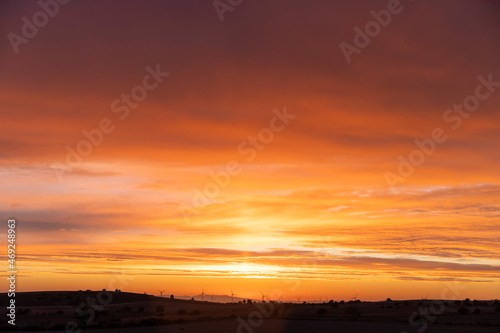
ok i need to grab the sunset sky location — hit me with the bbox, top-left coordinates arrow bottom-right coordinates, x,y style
1,0 -> 500,301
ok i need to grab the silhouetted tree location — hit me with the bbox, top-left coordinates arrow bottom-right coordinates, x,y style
346,303 -> 361,321
156,305 -> 165,315
317,308 -> 327,315
329,300 -> 339,308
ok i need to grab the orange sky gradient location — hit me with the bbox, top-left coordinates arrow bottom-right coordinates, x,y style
1,0 -> 500,301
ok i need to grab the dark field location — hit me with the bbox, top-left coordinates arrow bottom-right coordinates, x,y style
1,291 -> 499,332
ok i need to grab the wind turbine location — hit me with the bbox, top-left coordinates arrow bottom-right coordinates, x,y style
296,296 -> 301,303
201,287 -> 206,302
158,289 -> 165,298
231,290 -> 236,303
351,293 -> 358,301
260,291 -> 267,303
